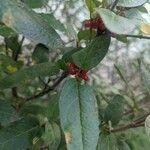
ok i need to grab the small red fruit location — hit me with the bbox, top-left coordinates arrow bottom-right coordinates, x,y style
67,63 -> 78,75
67,63 -> 89,81
75,70 -> 89,81
84,17 -> 106,31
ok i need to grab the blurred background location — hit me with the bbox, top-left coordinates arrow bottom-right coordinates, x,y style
0,0 -> 150,149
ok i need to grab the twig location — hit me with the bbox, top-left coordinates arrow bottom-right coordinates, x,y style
110,0 -> 119,11
26,72 -> 68,101
11,36 -> 25,98
124,34 -> 150,40
110,112 -> 150,133
111,122 -> 144,133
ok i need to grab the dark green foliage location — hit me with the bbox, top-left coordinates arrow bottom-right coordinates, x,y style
0,0 -> 149,149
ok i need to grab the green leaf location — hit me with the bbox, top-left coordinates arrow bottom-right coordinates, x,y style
125,128 -> 150,150
78,29 -> 96,41
140,62 -> 150,94
5,36 -> 20,52
0,23 -> 16,37
0,100 -> 18,126
138,6 -> 148,13
125,8 -> 145,26
32,43 -> 49,63
23,0 -> 48,8
0,54 -> 18,73
117,140 -> 131,150
59,78 -> 99,150
62,47 -> 82,63
116,34 -> 128,43
114,64 -> 127,84
97,133 -> 118,150
42,122 -> 61,150
73,35 -> 111,70
0,62 -> 60,89
40,13 -> 66,32
0,117 -> 41,150
85,0 -> 96,12
20,104 -> 45,117
45,95 -> 59,121
117,0 -> 147,8
96,8 -> 136,34
104,95 -> 124,126
145,115 -> 150,141
0,0 -> 63,50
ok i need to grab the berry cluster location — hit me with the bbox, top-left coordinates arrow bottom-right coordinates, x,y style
84,16 -> 106,31
67,63 -> 89,81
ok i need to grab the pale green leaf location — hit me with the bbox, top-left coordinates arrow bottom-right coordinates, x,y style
117,0 -> 147,8
0,0 -> 63,50
96,8 -> 136,34
59,78 -> 99,150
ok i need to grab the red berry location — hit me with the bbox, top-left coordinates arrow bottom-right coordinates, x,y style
84,17 -> 105,31
76,70 -> 89,81
67,63 -> 89,81
84,20 -> 92,28
67,63 -> 78,75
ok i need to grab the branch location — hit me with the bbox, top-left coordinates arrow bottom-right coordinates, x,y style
26,72 -> 68,100
111,122 -> 144,133
11,36 -> 25,98
124,34 -> 150,40
110,0 -> 119,11
110,112 -> 150,133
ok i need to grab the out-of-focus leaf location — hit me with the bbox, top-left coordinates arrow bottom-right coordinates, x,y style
59,78 -> 99,150
0,54 -> 18,74
117,0 -> 147,8
140,23 -> 150,34
20,104 -> 46,116
0,100 -> 18,126
126,128 -> 150,150
116,35 -> 128,43
139,61 -> 150,94
104,95 -> 124,126
117,140 -> 131,150
97,133 -> 118,150
5,36 -> 20,52
78,29 -> 96,41
40,13 -> 66,32
114,64 -> 127,84
138,6 -> 148,13
0,23 -> 16,37
32,43 -> 49,63
85,0 -> 96,12
96,8 -> 136,34
145,115 -> 150,141
0,0 -> 63,50
0,62 -> 60,89
23,0 -> 48,8
0,117 -> 41,150
42,122 -> 61,150
73,35 -> 111,70
46,95 -> 59,121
